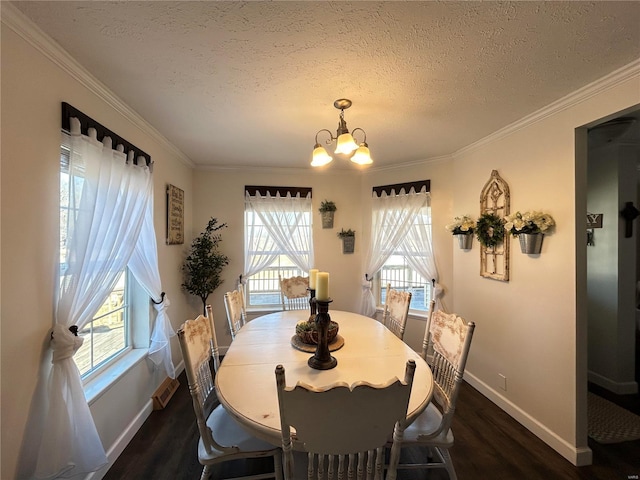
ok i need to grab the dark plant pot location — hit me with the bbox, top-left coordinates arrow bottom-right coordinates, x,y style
321,211 -> 335,229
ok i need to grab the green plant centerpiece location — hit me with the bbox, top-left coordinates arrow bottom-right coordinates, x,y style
295,319 -> 339,345
475,212 -> 506,248
182,217 -> 229,314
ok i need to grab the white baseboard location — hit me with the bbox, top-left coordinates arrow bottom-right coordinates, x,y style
588,370 -> 639,394
84,361 -> 186,480
464,371 -> 593,467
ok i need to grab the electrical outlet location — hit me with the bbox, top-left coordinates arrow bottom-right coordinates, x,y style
498,373 -> 507,391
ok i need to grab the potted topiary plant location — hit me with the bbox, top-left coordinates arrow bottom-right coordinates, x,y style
319,200 -> 337,229
337,228 -> 356,254
182,217 -> 229,314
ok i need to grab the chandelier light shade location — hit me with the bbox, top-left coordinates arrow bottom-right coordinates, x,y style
311,99 -> 373,167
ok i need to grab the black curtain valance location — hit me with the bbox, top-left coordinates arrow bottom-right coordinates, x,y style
61,102 -> 152,167
372,180 -> 430,197
245,185 -> 312,197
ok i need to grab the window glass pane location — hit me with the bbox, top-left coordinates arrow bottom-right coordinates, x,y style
74,272 -> 128,376
246,256 -> 303,307
379,256 -> 431,311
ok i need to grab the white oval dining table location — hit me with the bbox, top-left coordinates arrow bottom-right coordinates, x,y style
214,309 -> 434,447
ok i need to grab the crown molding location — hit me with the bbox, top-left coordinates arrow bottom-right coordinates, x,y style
454,58 -> 640,158
1,3 -> 194,168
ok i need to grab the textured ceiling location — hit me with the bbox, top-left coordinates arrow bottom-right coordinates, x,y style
10,1 -> 640,169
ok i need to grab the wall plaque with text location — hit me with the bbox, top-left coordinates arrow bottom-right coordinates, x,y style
166,184 -> 184,245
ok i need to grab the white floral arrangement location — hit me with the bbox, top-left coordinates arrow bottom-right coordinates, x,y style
445,215 -> 476,235
504,211 -> 555,236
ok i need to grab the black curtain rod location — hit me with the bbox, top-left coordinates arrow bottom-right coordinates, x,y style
61,102 -> 152,167
373,180 -> 430,197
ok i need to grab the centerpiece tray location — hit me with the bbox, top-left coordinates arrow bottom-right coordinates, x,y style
290,334 -> 345,353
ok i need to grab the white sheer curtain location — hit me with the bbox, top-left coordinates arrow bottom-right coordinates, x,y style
400,194 -> 444,310
360,186 -> 442,316
243,191 -> 314,276
129,195 -> 176,379
22,119 -> 153,479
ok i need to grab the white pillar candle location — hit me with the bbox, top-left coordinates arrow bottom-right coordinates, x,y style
309,269 -> 318,290
316,272 -> 330,301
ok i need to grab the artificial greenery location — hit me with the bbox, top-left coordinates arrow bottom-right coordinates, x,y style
337,228 -> 355,238
319,200 -> 337,212
475,212 -> 506,248
182,217 -> 229,314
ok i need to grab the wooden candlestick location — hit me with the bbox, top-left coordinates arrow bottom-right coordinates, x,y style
307,288 -> 317,322
308,298 -> 337,370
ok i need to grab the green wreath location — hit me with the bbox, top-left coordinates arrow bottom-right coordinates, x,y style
475,212 -> 506,248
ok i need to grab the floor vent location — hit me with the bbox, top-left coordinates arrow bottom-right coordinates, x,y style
152,377 -> 180,410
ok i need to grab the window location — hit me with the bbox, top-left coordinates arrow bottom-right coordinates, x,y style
60,144 -> 132,379
244,186 -> 313,309
366,180 -> 436,315
378,257 -> 432,312
376,203 -> 433,312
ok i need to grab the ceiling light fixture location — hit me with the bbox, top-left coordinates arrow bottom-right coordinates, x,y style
311,99 -> 373,167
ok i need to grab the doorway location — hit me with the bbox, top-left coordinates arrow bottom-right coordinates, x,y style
585,107 -> 640,425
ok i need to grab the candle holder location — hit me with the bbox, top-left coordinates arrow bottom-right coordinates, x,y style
308,298 -> 337,370
307,288 -> 317,322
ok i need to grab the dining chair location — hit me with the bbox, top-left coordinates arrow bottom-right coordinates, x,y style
279,275 -> 309,311
396,308 -> 475,480
382,283 -> 412,340
275,360 -> 416,480
177,313 -> 283,480
224,288 -> 247,339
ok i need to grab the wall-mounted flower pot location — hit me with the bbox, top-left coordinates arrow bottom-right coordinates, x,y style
341,236 -> 355,254
321,211 -> 335,229
519,233 -> 543,254
455,234 -> 473,250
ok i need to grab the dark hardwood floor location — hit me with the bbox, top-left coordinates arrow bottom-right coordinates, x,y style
104,371 -> 640,480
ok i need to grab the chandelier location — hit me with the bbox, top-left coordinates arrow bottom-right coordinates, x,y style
311,99 -> 373,167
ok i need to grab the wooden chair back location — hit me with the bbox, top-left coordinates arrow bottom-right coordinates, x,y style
423,309 -> 475,437
205,304 -> 220,373
224,288 -> 246,339
177,314 -> 225,454
279,275 -> 309,311
382,283 -> 412,340
276,360 -> 416,480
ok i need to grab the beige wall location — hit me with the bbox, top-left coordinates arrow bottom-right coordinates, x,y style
450,74 -> 640,464
1,20 -> 196,479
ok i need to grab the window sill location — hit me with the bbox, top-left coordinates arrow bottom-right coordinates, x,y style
84,348 -> 148,405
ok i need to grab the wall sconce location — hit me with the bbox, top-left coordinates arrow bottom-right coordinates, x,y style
311,99 -> 373,167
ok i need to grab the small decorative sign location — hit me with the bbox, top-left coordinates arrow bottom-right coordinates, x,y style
587,213 -> 603,229
166,184 -> 184,245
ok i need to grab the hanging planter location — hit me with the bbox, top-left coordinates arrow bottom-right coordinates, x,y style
505,211 -> 555,255
337,228 -> 355,254
455,234 -> 473,250
319,200 -> 337,229
518,233 -> 544,254
446,215 -> 476,251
